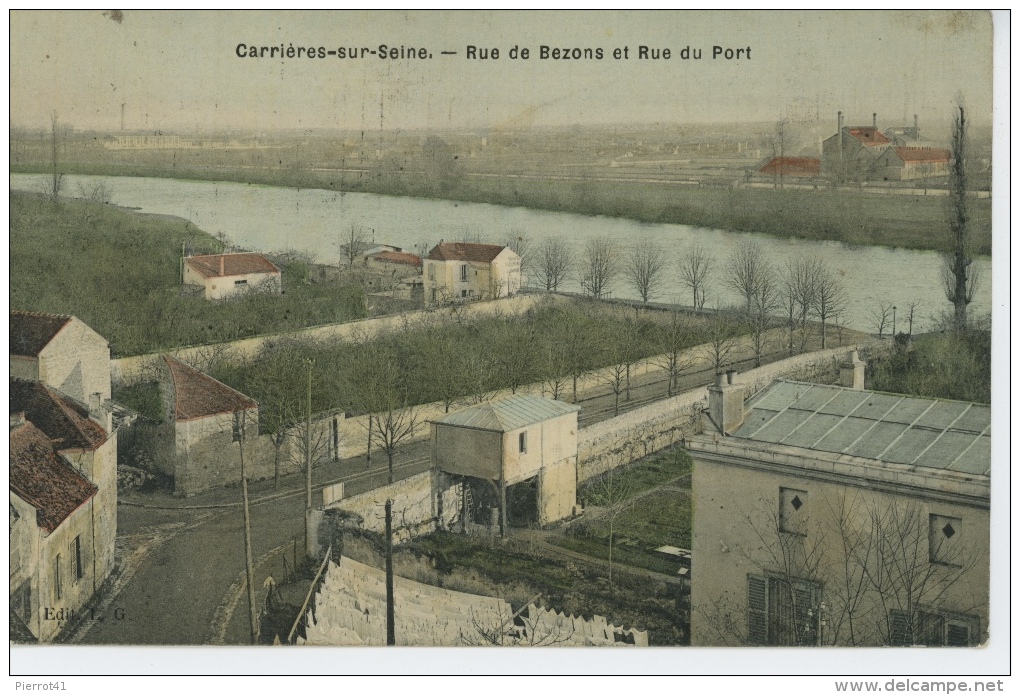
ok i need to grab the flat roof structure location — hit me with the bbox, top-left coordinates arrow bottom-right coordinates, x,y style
732,380 -> 990,477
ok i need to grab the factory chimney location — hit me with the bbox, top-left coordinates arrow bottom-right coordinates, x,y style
872,112 -> 877,128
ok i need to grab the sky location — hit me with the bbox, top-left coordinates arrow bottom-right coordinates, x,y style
9,10 -> 995,133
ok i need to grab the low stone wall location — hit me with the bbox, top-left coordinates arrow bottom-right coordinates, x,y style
326,470 -> 461,543
112,293 -> 559,385
576,343 -> 872,482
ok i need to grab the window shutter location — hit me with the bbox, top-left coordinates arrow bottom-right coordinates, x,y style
946,622 -> 971,647
889,609 -> 911,646
747,575 -> 767,644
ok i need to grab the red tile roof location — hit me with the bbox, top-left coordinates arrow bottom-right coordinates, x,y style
847,127 -> 890,146
9,379 -> 107,452
10,422 -> 98,534
759,157 -> 821,177
164,356 -> 257,421
9,311 -> 72,357
185,253 -> 281,279
426,243 -> 507,263
370,251 -> 422,267
894,147 -> 951,163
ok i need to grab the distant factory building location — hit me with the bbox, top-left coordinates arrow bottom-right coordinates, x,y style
822,112 -> 948,182
875,147 -> 952,181
758,157 -> 821,178
183,252 -> 281,300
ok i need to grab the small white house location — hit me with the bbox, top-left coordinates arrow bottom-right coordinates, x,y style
431,395 -> 580,531
184,253 -> 281,300
423,243 -> 521,306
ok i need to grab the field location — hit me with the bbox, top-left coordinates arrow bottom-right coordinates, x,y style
9,192 -> 367,356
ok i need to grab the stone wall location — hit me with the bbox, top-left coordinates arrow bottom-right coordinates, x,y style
326,470 -> 462,544
576,344 -> 872,482
112,293 -> 559,385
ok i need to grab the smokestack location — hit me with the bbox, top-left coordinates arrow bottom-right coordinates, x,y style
914,114 -> 919,133
873,112 -> 877,128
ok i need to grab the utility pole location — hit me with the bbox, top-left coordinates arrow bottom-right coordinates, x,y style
237,411 -> 258,644
303,359 -> 313,556
50,111 -> 60,200
385,499 -> 395,646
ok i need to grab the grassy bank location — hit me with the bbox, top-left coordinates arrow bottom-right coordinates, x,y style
10,191 -> 366,356
12,161 -> 993,256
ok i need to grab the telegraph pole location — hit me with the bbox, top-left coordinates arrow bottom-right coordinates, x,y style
303,359 -> 314,556
385,499 -> 395,646
237,411 -> 258,644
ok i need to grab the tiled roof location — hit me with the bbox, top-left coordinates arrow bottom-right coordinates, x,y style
732,380 -> 990,476
434,395 -> 580,432
759,157 -> 820,177
164,356 -> 257,421
9,379 -> 107,452
426,243 -> 507,263
185,253 -> 281,279
9,310 -> 72,357
846,127 -> 891,146
894,147 -> 951,163
370,251 -> 422,267
10,422 -> 98,534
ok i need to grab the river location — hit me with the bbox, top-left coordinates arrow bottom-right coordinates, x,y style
10,173 -> 991,331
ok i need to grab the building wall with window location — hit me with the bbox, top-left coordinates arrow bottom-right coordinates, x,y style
689,379 -> 990,647
423,243 -> 521,306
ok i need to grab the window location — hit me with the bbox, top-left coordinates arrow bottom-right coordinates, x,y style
234,279 -> 248,286
747,574 -> 821,646
519,431 -> 528,454
427,264 -> 435,281
53,554 -> 62,601
929,514 -> 962,566
460,264 -> 468,282
70,535 -> 83,581
461,290 -> 468,298
430,289 -> 437,303
779,487 -> 808,535
889,609 -> 979,646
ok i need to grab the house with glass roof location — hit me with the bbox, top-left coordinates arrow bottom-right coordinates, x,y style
688,362 -> 990,648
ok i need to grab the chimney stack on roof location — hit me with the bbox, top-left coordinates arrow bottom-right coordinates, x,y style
840,350 -> 867,391
705,370 -> 745,435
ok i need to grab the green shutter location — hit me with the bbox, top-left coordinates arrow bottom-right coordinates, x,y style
747,575 -> 767,644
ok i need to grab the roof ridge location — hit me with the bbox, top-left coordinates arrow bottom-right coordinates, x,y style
10,309 -> 72,319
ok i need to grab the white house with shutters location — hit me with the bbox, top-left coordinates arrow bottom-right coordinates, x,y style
688,370 -> 990,648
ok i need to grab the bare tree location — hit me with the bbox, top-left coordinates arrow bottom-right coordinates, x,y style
502,230 -> 531,283
656,310 -> 696,397
811,260 -> 848,349
783,257 -> 819,354
369,406 -> 420,485
579,237 -> 619,299
725,241 -> 766,313
870,302 -> 894,338
49,111 -> 63,200
78,180 -> 113,231
625,239 -> 665,304
749,264 -> 780,367
535,237 -> 573,292
942,104 -> 979,332
582,467 -> 635,599
335,222 -> 368,267
701,314 -> 738,373
679,244 -> 713,310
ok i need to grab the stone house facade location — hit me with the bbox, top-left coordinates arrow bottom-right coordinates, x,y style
10,310 -> 112,404
689,375 -> 990,647
183,252 -> 282,300
423,243 -> 521,306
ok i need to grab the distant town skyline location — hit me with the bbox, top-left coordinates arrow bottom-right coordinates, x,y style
11,11 -> 995,133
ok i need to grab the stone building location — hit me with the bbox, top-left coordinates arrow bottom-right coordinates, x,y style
431,395 -> 581,532
874,147 -> 952,181
10,310 -> 112,404
9,380 -> 118,642
183,252 -> 281,300
423,242 -> 521,306
689,368 -> 990,647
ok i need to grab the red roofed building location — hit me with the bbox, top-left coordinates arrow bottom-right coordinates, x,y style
758,157 -> 821,179
822,113 -> 895,181
184,252 -> 281,300
423,242 -> 522,306
10,310 -> 111,404
9,385 -> 116,641
876,146 -> 952,180
364,250 -> 422,274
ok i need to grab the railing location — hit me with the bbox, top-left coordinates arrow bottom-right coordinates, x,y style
287,543 -> 332,644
